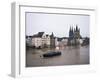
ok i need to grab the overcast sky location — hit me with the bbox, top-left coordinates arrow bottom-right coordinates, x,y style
26,12 -> 90,37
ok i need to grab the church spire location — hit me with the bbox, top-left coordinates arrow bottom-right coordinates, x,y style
50,32 -> 54,38
76,25 -> 78,31
79,28 -> 80,32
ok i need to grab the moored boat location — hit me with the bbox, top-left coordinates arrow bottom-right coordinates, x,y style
43,51 -> 61,57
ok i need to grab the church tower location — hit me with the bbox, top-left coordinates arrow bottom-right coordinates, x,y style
50,32 -> 55,48
69,26 -> 74,40
74,25 -> 80,39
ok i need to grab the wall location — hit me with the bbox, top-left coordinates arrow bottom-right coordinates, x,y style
0,0 -> 100,80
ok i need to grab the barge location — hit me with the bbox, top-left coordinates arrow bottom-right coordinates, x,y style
43,51 -> 61,57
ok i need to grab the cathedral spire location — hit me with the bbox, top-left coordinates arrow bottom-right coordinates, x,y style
72,26 -> 73,32
50,32 -> 54,38
76,25 -> 78,31
79,28 -> 80,32
70,26 -> 71,31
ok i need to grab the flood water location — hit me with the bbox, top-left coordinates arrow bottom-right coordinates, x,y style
26,46 -> 89,67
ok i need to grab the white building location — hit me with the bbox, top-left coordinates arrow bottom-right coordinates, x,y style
80,38 -> 84,44
61,38 -> 68,46
32,32 -> 50,48
55,37 -> 68,47
45,34 -> 50,46
32,37 -> 42,48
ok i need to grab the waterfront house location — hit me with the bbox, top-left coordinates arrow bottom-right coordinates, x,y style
32,32 -> 51,48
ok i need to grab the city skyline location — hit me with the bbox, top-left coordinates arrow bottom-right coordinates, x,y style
26,12 -> 90,37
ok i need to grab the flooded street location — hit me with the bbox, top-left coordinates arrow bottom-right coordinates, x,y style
26,46 -> 89,67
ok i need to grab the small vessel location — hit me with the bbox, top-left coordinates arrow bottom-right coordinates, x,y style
43,51 -> 61,57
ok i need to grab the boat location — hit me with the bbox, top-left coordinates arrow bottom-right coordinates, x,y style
43,51 -> 61,57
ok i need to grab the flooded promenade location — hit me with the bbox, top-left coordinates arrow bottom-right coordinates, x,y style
26,46 -> 89,67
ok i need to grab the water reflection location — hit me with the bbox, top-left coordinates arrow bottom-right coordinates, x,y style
26,46 -> 89,67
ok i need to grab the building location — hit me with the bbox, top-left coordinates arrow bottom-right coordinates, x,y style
61,37 -> 68,46
46,34 -> 51,46
50,32 -> 56,48
55,37 -> 68,47
32,36 -> 42,48
32,32 -> 51,48
26,36 -> 33,47
68,25 -> 81,46
81,37 -> 89,46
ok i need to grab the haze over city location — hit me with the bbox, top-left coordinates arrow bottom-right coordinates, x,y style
26,12 -> 90,37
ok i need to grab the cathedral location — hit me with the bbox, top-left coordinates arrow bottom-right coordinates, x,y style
68,25 -> 81,46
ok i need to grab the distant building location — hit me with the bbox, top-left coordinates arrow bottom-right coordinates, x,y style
45,34 -> 51,46
50,32 -> 55,48
61,37 -> 68,46
32,32 -> 51,48
55,37 -> 68,47
68,25 -> 81,46
81,37 -> 89,46
26,36 -> 33,47
32,36 -> 42,48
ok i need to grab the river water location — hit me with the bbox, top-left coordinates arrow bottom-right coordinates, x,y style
26,46 -> 89,67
